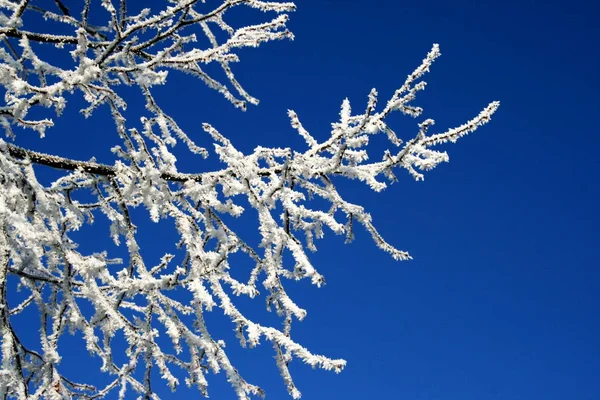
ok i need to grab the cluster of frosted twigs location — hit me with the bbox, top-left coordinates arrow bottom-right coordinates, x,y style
0,0 -> 497,399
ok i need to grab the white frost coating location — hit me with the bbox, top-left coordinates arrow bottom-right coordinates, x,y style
0,1 -> 498,399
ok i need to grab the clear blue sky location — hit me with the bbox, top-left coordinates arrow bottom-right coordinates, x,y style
12,0 -> 600,399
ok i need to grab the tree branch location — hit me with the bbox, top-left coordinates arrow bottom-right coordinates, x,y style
4,142 -> 204,183
0,27 -> 79,44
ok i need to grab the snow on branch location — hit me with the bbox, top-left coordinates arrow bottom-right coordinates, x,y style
0,1 -> 498,399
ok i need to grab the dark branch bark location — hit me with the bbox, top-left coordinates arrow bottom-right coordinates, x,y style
53,0 -> 70,16
0,27 -> 79,44
6,143 -> 114,175
4,142 -> 204,182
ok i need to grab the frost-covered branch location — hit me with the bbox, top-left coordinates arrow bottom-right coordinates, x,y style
0,1 -> 498,399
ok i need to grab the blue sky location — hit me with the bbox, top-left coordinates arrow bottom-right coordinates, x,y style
10,0 -> 600,399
